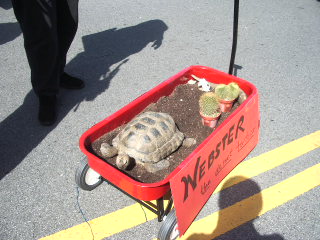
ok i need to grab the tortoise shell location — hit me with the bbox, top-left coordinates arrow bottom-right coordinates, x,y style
112,111 -> 184,164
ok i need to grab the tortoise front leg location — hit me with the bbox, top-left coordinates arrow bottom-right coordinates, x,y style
182,137 -> 196,148
144,159 -> 170,173
100,143 -> 118,157
116,154 -> 131,170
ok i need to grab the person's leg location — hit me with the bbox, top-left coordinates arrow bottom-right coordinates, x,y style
57,0 -> 84,89
12,0 -> 60,96
12,0 -> 60,125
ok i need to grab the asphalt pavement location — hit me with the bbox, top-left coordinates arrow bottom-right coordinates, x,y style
0,0 -> 319,240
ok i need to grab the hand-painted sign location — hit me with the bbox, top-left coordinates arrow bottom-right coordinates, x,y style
170,94 -> 259,236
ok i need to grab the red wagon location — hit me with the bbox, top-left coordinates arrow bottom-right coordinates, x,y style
76,65 -> 260,239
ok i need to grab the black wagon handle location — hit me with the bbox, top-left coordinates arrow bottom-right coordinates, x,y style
228,0 -> 240,75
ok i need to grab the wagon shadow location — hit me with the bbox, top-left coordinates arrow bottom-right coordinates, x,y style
187,176 -> 284,240
0,19 -> 168,180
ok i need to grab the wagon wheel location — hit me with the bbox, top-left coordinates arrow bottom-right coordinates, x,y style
158,209 -> 179,240
75,159 -> 103,191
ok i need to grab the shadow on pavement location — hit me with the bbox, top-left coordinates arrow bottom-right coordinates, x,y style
0,22 -> 21,45
232,64 -> 242,77
0,0 -> 21,45
0,19 -> 168,180
188,176 -> 284,240
0,0 -> 12,10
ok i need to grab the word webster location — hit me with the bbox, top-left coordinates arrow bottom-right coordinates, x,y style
181,115 -> 245,202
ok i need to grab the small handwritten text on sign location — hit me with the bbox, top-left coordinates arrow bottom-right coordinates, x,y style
170,95 -> 259,236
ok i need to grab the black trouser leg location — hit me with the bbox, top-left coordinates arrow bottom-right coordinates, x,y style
11,0 -> 78,96
56,0 -> 79,75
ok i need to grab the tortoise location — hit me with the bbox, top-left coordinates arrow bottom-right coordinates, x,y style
100,111 -> 196,173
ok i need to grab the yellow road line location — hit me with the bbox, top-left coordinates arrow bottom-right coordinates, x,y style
214,130 -> 320,192
180,163 -> 320,240
40,202 -> 160,240
39,131 -> 320,240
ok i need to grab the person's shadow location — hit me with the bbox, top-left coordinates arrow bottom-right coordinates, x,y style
0,22 -> 21,45
0,19 -> 168,180
188,176 -> 284,240
0,0 -> 21,45
0,0 -> 12,10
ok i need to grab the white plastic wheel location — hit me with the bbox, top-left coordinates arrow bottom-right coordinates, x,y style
169,223 -> 179,240
158,209 -> 179,240
84,167 -> 101,186
75,159 -> 103,191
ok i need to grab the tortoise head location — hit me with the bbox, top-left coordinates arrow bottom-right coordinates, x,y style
116,154 -> 130,170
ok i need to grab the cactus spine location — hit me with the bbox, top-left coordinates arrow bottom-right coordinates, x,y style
215,82 -> 240,101
199,92 -> 220,117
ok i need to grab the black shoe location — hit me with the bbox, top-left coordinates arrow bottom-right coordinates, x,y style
60,72 -> 85,89
38,95 -> 57,126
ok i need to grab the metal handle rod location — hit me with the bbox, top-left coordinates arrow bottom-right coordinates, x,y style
228,0 -> 240,75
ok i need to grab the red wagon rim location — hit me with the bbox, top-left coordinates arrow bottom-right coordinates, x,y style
79,65 -> 258,190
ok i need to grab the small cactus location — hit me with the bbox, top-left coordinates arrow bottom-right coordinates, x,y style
215,82 -> 240,101
199,92 -> 220,117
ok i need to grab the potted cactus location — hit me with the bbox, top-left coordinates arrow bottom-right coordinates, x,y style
215,82 -> 240,112
199,92 -> 221,128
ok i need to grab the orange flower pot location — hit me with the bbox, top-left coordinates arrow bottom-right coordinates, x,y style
218,98 -> 235,112
200,111 -> 221,128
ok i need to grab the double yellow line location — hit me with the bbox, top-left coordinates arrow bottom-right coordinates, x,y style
180,162 -> 320,240
40,131 -> 320,240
